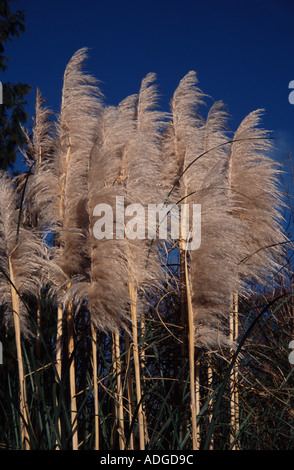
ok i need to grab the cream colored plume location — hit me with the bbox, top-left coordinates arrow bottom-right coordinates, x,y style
68,73 -> 167,332
25,48 -> 103,292
187,99 -> 246,349
227,109 -> 286,286
0,172 -> 48,337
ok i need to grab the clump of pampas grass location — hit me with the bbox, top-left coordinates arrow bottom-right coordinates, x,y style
1,47 -> 286,450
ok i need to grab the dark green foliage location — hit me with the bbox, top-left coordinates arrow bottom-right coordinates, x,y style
0,82 -> 31,169
0,0 -> 31,170
0,0 -> 25,72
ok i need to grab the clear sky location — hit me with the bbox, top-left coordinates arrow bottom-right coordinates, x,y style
3,0 -> 294,178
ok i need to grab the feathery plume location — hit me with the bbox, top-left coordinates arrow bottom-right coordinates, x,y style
68,73 -> 166,333
228,109 -> 286,285
161,71 -> 205,197
190,164 -> 245,349
188,100 -> 245,350
25,88 -> 55,167
25,48 -> 103,286
162,74 -> 246,350
20,89 -> 56,225
55,47 -> 104,279
0,172 -> 48,337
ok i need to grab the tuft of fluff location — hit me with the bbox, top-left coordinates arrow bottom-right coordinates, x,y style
162,73 -> 286,350
0,172 -> 49,338
21,88 -> 56,225
190,158 -> 246,350
190,107 -> 286,349
69,73 -> 168,332
161,71 -> 205,199
24,48 -> 104,297
25,88 -> 55,166
53,47 -> 104,278
227,109 -> 287,287
161,72 -> 241,350
187,99 -> 245,349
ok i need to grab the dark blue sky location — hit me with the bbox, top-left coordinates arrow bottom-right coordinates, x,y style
3,0 -> 294,177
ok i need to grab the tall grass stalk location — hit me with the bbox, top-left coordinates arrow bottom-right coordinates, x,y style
207,364 -> 214,449
67,303 -> 78,450
125,332 -> 135,449
129,282 -> 145,450
91,323 -> 99,450
114,330 -> 125,450
9,259 -> 30,449
229,294 -> 238,449
181,192 -> 199,450
55,304 -> 63,448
